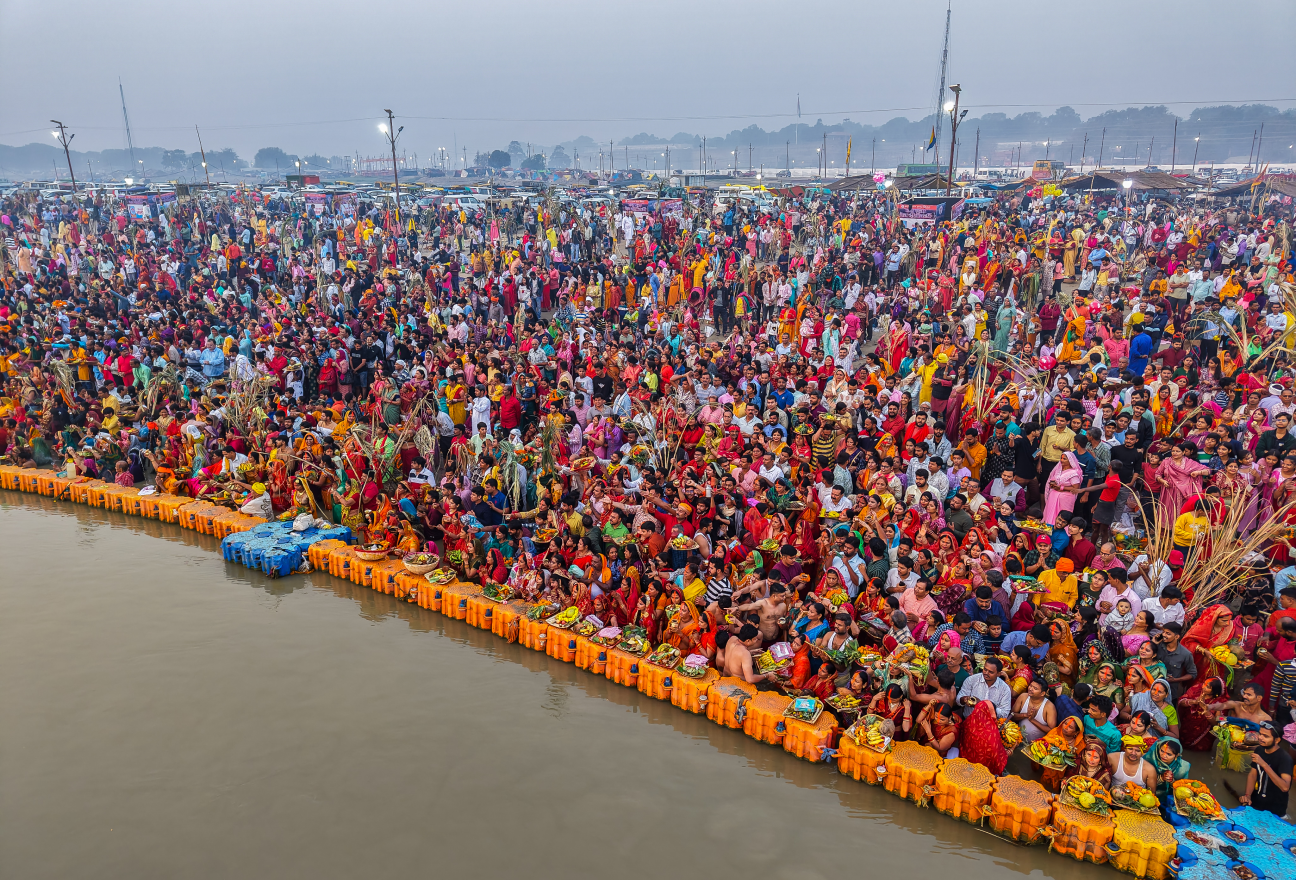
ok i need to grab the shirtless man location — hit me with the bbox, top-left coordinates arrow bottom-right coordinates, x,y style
723,624 -> 780,685
1108,737 -> 1159,792
734,583 -> 791,642
1207,682 -> 1273,726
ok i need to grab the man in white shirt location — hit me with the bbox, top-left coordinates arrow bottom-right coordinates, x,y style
956,656 -> 1013,718
1144,585 -> 1186,630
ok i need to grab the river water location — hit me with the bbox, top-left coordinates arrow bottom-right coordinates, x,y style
1,495 -> 1096,880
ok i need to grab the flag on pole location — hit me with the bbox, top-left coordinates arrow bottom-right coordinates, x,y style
926,127 -> 937,151
846,139 -> 852,167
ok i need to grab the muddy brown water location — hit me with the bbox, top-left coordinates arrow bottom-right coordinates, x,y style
2,494 -> 1110,879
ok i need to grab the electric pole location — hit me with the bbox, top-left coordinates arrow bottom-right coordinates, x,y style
973,128 -> 980,178
381,109 -> 403,225
195,125 -> 211,188
945,84 -> 963,195
51,120 -> 77,192
1170,119 -> 1178,173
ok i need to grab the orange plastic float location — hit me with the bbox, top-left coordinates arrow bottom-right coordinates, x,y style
326,545 -> 356,580
308,539 -> 347,571
154,495 -> 190,523
370,560 -> 403,595
670,669 -> 717,714
393,571 -> 422,603
545,626 -> 579,662
574,635 -> 607,674
518,616 -> 549,651
743,693 -> 793,745
1107,810 -> 1176,880
68,479 -> 104,504
784,710 -> 838,761
604,648 -> 641,687
464,592 -> 495,628
932,757 -> 996,823
636,660 -> 675,701
882,740 -> 943,802
440,583 -> 477,620
19,469 -> 53,494
490,602 -> 530,642
836,736 -> 889,784
0,466 -> 21,490
1050,802 -> 1115,864
988,775 -> 1055,844
705,677 -> 757,729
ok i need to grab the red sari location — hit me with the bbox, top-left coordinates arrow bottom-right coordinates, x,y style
959,700 -> 1009,775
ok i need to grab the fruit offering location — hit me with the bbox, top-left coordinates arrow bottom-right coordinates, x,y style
1111,781 -> 1160,814
1173,779 -> 1226,823
999,721 -> 1023,749
1062,776 -> 1112,815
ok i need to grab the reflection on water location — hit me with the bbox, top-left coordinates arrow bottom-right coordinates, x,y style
1,494 -> 1086,880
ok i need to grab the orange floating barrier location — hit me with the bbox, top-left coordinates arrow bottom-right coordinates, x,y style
308,539 -> 347,571
19,469 -> 53,494
519,615 -> 549,650
574,635 -> 607,674
370,560 -> 403,595
670,669 -> 718,714
176,501 -> 208,529
604,648 -> 641,687
440,583 -> 477,619
393,571 -> 423,603
327,545 -> 357,581
636,660 -> 676,701
1107,810 -> 1176,880
705,677 -> 757,729
464,593 -> 495,628
784,710 -> 838,762
69,479 -> 104,504
154,495 -> 191,523
87,482 -> 116,508
836,736 -> 889,784
421,580 -> 448,613
1050,803 -> 1115,864
491,602 -> 529,642
932,757 -> 996,823
546,626 -> 579,662
743,693 -> 793,745
882,741 -> 943,802
988,775 -> 1055,845
0,465 -> 21,490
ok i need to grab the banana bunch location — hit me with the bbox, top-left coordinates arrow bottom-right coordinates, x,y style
1000,721 -> 1023,749
1209,646 -> 1238,667
547,606 -> 580,626
865,721 -> 886,748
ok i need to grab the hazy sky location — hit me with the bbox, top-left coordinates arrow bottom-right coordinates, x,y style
3,0 -> 1293,161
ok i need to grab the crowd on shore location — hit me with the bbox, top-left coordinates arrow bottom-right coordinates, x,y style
2,176 -> 1294,817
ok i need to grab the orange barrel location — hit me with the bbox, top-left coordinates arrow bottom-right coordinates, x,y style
327,545 -> 357,580
882,741 -> 944,803
575,636 -> 609,673
393,571 -> 423,602
45,474 -> 74,498
519,616 -> 550,651
491,602 -> 530,642
1107,810 -> 1176,880
784,710 -> 839,762
636,660 -> 676,701
836,736 -> 889,784
0,465 -> 21,489
988,775 -> 1055,844
1050,802 -> 1115,864
932,757 -> 996,823
350,554 -> 386,587
706,677 -> 758,729
743,693 -> 793,745
546,626 -> 579,662
671,668 -> 719,714
464,593 -> 495,629
139,493 -> 164,519
308,539 -> 346,571
604,648 -> 641,687
69,479 -> 104,503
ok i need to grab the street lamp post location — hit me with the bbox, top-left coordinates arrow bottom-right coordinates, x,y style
1122,178 -> 1133,215
1192,136 -> 1200,174
380,109 -> 404,225
944,84 -> 966,195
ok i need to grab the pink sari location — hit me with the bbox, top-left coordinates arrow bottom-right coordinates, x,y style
1043,452 -> 1081,522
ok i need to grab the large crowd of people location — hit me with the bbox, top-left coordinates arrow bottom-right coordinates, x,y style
2,173 -> 1293,817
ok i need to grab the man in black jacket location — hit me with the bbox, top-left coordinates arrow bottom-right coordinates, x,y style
1257,412 -> 1296,458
